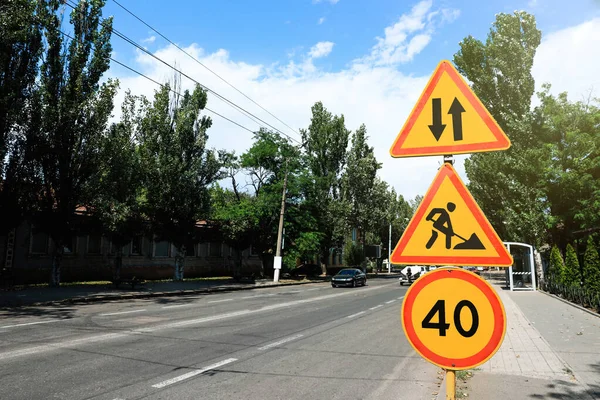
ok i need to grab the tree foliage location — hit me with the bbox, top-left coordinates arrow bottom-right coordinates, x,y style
0,0 -> 45,233
583,237 -> 600,293
300,102 -> 350,273
547,245 -> 566,285
29,0 -> 117,286
454,11 -> 545,246
137,80 -> 222,280
564,243 -> 580,287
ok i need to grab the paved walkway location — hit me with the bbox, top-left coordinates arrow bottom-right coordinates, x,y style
466,282 -> 600,400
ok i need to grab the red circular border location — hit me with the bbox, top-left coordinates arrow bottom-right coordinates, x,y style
402,268 -> 505,369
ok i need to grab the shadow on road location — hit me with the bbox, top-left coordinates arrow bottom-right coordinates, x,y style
528,363 -> 600,400
0,305 -> 77,320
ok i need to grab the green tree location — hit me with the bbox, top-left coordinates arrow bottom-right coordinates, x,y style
211,129 -> 304,278
84,92 -> 144,281
583,237 -> 600,293
564,243 -> 581,287
343,241 -> 363,268
29,0 -> 117,286
210,183 -> 257,278
137,80 -> 222,281
301,102 -> 350,274
547,245 -> 566,285
343,124 -> 382,240
533,88 -> 600,247
0,0 -> 45,233
453,11 -> 546,246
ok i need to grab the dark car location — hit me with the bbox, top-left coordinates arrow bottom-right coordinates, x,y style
331,268 -> 367,288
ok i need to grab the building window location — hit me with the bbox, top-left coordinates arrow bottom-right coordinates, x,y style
209,242 -> 222,257
352,228 -> 357,242
63,237 -> 77,255
131,236 -> 143,255
87,235 -> 102,254
186,242 -> 196,257
154,240 -> 170,257
31,230 -> 49,254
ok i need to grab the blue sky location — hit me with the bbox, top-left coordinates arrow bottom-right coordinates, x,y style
104,0 -> 599,76
99,0 -> 600,200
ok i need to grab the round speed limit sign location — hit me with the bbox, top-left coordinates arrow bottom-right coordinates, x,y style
401,267 -> 506,370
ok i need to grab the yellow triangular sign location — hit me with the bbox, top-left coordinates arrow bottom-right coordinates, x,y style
391,163 -> 513,267
390,60 -> 510,158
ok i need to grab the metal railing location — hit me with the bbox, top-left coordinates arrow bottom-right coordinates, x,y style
539,280 -> 600,313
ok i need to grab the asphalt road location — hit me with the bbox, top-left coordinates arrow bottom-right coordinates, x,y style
0,278 -> 443,400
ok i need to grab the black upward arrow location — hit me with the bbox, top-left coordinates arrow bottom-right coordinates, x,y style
428,98 -> 446,141
448,98 -> 465,141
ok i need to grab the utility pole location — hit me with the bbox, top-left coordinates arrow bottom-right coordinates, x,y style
274,159 -> 289,282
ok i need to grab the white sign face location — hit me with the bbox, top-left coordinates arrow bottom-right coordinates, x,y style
273,256 -> 282,270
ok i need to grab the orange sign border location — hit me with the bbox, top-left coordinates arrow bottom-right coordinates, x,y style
401,267 -> 506,370
390,163 -> 513,266
389,60 -> 510,158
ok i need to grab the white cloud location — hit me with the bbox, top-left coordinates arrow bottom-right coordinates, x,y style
318,17 -> 326,25
113,2 -> 596,203
308,41 -> 335,58
313,0 -> 340,4
532,17 -> 600,103
141,35 -> 156,44
356,0 -> 460,66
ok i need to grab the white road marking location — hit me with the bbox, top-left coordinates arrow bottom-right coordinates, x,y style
0,333 -> 128,361
99,309 -> 147,316
151,358 -> 237,389
397,296 -> 405,300
162,304 -> 192,309
0,320 -> 60,329
346,311 -> 366,319
369,305 -> 383,310
0,283 -> 393,360
207,299 -> 233,304
385,300 -> 396,304
258,334 -> 304,350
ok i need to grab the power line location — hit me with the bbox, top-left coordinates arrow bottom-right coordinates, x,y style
111,0 -> 301,138
62,0 -> 302,145
59,29 -> 257,135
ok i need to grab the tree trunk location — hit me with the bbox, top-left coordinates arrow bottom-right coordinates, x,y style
114,247 -> 123,282
534,249 -> 544,286
174,245 -> 186,281
234,248 -> 243,280
320,252 -> 327,276
50,244 -> 64,287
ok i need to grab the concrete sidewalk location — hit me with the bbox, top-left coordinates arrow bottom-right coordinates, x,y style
466,283 -> 600,400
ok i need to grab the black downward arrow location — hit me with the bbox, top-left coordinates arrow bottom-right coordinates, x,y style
448,98 -> 465,141
428,98 -> 446,141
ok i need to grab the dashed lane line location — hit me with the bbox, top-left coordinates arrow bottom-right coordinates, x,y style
0,320 -> 60,329
151,358 -> 238,389
258,334 -> 304,350
99,309 -> 147,317
207,299 -> 234,304
346,311 -> 366,319
0,283 -> 395,360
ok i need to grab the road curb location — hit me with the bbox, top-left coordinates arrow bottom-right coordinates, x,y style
2,280 -> 324,308
538,289 -> 600,319
436,372 -> 446,400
